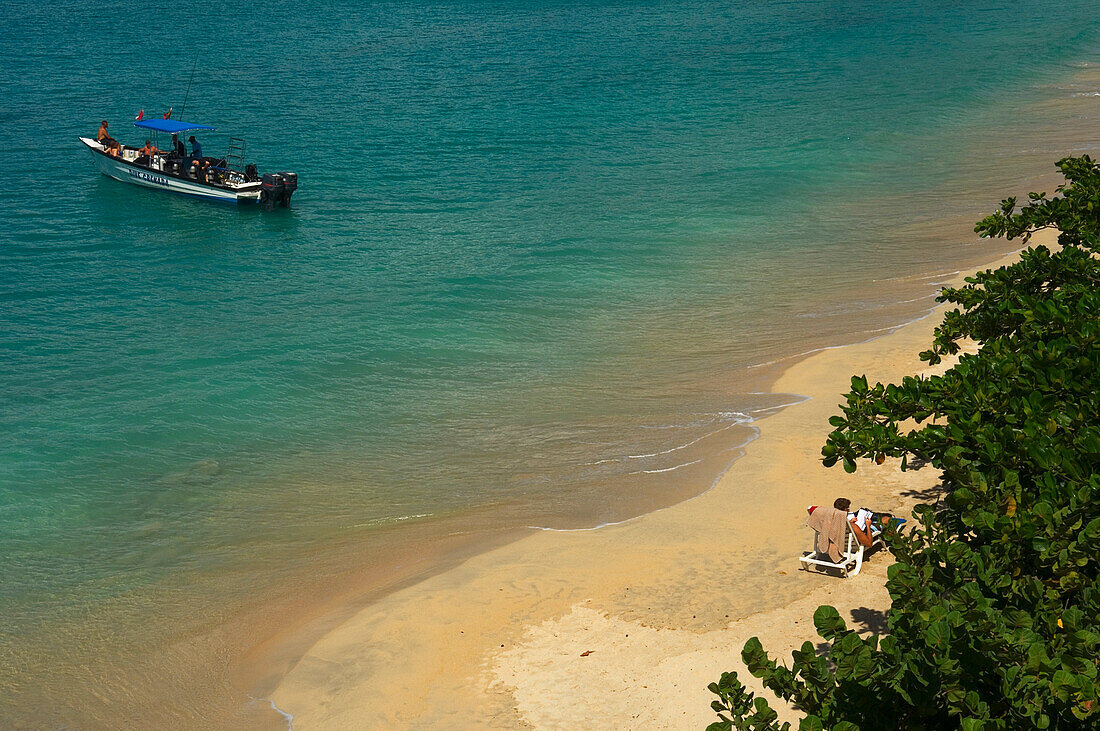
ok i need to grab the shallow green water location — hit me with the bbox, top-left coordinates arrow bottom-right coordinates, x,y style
2,0 -> 1100,723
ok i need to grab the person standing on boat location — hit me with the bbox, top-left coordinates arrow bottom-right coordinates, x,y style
96,120 -> 117,149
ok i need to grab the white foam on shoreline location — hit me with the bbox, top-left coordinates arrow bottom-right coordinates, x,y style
741,269 -> 976,373
744,394 -> 812,413
580,410 -> 755,469
528,431 -> 760,532
745,305 -> 940,371
625,414 -> 750,460
870,268 -> 962,284
636,459 -> 702,475
525,250 -> 1017,535
248,695 -> 294,729
529,245 -> 1031,536
350,513 -> 433,529
532,393 -> 816,532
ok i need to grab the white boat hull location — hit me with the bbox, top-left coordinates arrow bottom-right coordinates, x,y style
80,138 -> 262,204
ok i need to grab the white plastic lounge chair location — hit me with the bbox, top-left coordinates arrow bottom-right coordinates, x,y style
799,523 -> 883,577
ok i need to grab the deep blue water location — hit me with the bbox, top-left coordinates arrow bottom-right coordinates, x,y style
2,0 -> 1099,722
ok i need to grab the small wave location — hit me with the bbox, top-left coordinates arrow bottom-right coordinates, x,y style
639,414 -> 727,430
580,411 -> 753,467
798,289 -> 941,320
635,459 -> 702,475
873,269 -> 961,284
1071,91 -> 1100,97
747,306 -> 941,370
746,345 -> 842,370
745,394 -> 812,413
859,323 -> 905,335
716,410 -> 753,424
531,517 -> 636,532
351,513 -> 433,529
917,270 -> 961,281
528,444 -> 753,532
626,416 -> 748,459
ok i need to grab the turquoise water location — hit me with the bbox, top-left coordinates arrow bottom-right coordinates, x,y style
3,0 -> 1100,723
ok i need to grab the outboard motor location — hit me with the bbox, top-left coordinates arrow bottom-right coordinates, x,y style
261,172 -> 284,211
278,172 -> 297,207
260,171 -> 298,209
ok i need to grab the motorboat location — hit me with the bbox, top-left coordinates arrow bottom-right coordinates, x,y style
80,118 -> 297,207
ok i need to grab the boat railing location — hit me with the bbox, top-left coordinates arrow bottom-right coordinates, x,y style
225,137 -> 247,172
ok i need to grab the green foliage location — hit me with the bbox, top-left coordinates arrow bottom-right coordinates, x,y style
709,156 -> 1100,729
707,670 -> 791,731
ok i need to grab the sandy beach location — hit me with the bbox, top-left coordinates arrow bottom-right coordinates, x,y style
262,234 -> 1052,729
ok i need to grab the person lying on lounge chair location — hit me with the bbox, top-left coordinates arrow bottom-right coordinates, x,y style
806,498 -> 852,562
806,497 -> 879,559
848,505 -> 905,538
846,503 -> 875,548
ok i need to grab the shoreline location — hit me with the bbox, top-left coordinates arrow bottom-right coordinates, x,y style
222,258 -> 983,721
264,234 -> 1052,727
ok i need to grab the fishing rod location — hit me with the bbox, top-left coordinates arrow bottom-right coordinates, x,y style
178,57 -> 199,119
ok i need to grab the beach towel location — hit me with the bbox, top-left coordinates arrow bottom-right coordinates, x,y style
807,506 -> 848,563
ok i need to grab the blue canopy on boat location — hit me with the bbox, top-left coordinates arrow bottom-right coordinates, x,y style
133,118 -> 217,134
